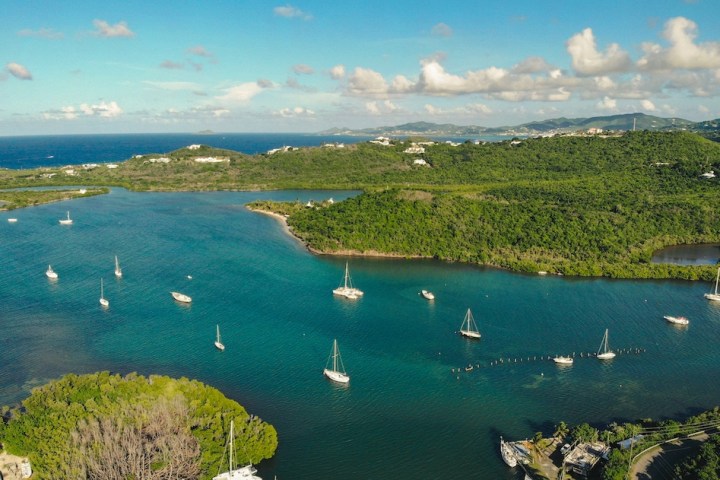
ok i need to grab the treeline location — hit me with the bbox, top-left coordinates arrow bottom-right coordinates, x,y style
0,372 -> 277,479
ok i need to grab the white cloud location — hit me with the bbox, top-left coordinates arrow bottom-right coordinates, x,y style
638,17 -> 720,70
216,82 -> 264,103
292,64 -> 314,75
79,101 -> 123,117
278,106 -> 315,117
640,99 -> 657,111
596,96 -> 617,111
431,23 -> 453,37
160,60 -> 185,70
92,19 -> 135,38
329,64 -> 345,79
274,5 -> 312,20
6,62 -> 33,80
365,100 -> 400,115
566,27 -> 632,76
347,67 -> 389,96
366,102 -> 380,115
17,27 -> 63,39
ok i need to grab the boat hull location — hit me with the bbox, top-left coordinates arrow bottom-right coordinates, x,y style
664,315 -> 689,325
333,287 -> 362,299
215,341 -> 225,351
460,330 -> 481,339
500,439 -> 518,468
553,356 -> 573,365
704,293 -> 720,302
597,352 -> 616,360
171,291 -> 192,303
421,290 -> 435,300
323,369 -> 349,384
100,298 -> 109,307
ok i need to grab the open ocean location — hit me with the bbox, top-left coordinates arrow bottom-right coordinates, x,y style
1,135 -> 719,479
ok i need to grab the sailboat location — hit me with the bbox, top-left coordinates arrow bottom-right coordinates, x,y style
99,278 -> 109,307
500,436 -> 518,468
323,339 -> 350,384
171,291 -> 192,303
59,211 -> 73,225
215,324 -> 225,351
213,420 -> 262,480
459,308 -> 481,339
46,265 -> 58,279
704,267 -> 720,302
114,255 -> 122,278
332,262 -> 364,299
596,328 -> 616,360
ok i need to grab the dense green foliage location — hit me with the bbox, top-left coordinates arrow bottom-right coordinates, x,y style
676,434 -> 720,479
0,188 -> 106,210
0,372 -> 277,479
2,131 -> 720,279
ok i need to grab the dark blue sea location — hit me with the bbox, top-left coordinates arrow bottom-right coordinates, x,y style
0,135 -> 719,479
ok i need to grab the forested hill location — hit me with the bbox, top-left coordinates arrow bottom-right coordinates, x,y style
248,131 -> 720,280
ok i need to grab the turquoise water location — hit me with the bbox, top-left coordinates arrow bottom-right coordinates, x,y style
1,189 -> 720,479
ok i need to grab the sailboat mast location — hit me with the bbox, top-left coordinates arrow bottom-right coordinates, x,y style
333,340 -> 338,372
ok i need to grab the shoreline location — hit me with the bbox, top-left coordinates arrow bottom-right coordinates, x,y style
247,206 -> 429,260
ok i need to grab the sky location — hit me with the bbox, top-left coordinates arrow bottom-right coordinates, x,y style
2,0 -> 720,135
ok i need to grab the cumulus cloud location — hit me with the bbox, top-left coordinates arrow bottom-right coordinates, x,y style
257,78 -> 275,88
216,82 -> 264,103
638,17 -> 720,70
347,67 -> 389,95
274,5 -> 313,20
365,100 -> 400,115
566,27 -> 632,76
278,106 -> 315,117
511,56 -> 554,74
92,19 -> 135,38
292,64 -> 314,74
641,99 -> 657,111
596,96 -> 617,111
17,27 -> 63,39
6,62 -> 33,80
80,101 -> 123,117
329,64 -> 345,79
431,23 -> 453,37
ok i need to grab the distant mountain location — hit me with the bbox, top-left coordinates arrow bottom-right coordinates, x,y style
319,113 -> 718,138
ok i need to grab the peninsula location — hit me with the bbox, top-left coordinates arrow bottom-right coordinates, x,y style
1,130 -> 720,281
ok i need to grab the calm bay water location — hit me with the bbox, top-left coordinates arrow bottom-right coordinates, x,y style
1,189 -> 720,479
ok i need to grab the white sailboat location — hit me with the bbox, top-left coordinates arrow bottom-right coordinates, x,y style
421,289 -> 435,300
99,278 -> 109,307
500,436 -> 518,468
213,420 -> 262,480
46,265 -> 58,279
114,255 -> 122,278
59,211 -> 73,225
459,308 -> 481,339
215,324 -> 225,351
704,267 -> 720,302
323,339 -> 350,384
596,328 -> 616,360
171,291 -> 192,303
664,315 -> 689,325
332,262 -> 363,299
553,356 -> 574,365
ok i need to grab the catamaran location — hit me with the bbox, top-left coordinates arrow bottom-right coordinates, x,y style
46,265 -> 58,279
323,339 -> 350,384
213,420 -> 262,480
114,255 -> 122,278
332,262 -> 363,299
214,324 -> 225,351
99,278 -> 109,307
596,328 -> 616,360
459,308 -> 481,339
171,291 -> 192,303
59,211 -> 73,225
704,267 -> 720,302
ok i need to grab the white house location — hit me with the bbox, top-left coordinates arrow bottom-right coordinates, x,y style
187,144 -> 202,150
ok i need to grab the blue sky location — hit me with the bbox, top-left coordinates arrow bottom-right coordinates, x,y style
2,0 -> 720,135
